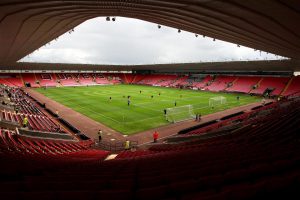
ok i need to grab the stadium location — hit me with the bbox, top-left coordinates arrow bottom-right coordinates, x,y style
0,1 -> 300,200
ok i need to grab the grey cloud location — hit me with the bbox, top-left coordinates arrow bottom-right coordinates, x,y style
20,17 -> 286,65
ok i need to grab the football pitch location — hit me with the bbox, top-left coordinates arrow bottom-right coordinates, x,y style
35,85 -> 261,135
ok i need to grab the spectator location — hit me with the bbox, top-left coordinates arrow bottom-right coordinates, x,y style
153,131 -> 159,143
15,106 -> 19,114
277,96 -> 281,101
98,129 -> 103,142
262,98 -> 266,106
198,113 -> 201,122
124,140 -> 130,150
23,116 -> 28,128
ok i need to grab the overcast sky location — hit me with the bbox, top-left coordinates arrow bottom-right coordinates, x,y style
20,17 -> 287,65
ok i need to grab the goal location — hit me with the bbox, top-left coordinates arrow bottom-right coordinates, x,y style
209,96 -> 227,107
166,105 -> 195,123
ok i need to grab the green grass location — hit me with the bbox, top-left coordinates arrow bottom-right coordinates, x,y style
35,85 -> 261,135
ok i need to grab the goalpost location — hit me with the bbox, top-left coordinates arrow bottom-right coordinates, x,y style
166,105 -> 195,123
209,96 -> 227,107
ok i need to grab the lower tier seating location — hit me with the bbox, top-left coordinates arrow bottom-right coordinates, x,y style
0,97 -> 299,200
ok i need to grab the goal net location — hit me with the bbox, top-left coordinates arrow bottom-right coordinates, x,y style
209,96 -> 227,107
166,105 -> 195,123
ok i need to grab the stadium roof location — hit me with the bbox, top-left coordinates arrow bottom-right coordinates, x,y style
0,0 -> 300,69
4,60 -> 300,72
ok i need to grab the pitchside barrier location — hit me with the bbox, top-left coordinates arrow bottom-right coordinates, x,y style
96,140 -> 138,152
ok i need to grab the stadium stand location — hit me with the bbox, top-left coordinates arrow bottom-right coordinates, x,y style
0,73 -> 299,97
1,1 -> 300,198
94,77 -> 111,85
0,85 -> 65,134
122,73 -> 136,84
226,76 -> 261,93
78,73 -> 96,85
281,76 -> 300,96
191,75 -> 213,89
131,74 -> 146,84
0,74 -> 24,87
136,74 -> 167,85
0,96 -> 299,199
169,75 -> 189,87
204,75 -> 237,92
22,74 -> 39,87
0,73 -> 300,199
1,111 -> 64,133
38,73 -> 58,87
58,74 -> 81,86
250,77 -> 290,96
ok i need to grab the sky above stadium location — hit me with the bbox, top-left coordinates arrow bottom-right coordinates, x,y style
20,17 -> 287,65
